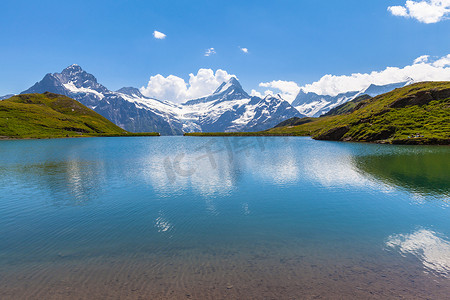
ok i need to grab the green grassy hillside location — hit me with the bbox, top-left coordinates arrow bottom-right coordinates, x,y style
267,82 -> 450,144
0,92 -> 159,139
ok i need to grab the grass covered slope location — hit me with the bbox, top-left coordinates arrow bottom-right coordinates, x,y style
0,92 -> 159,139
268,82 -> 450,144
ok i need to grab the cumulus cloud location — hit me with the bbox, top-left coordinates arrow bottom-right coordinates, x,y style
250,89 -> 274,99
153,30 -> 166,39
141,54 -> 450,104
240,47 -> 249,54
433,54 -> 450,67
414,55 -> 430,64
388,0 -> 450,23
250,89 -> 263,98
298,54 -> 450,95
388,5 -> 409,17
257,80 -> 301,103
205,48 -> 216,56
140,69 -> 236,103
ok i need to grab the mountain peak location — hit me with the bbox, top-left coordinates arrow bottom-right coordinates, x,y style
263,93 -> 283,101
228,76 -> 239,85
183,77 -> 249,105
57,65 -> 108,93
21,64 -> 109,106
297,89 -> 308,95
117,87 -> 145,98
213,77 -> 243,94
62,64 -> 83,75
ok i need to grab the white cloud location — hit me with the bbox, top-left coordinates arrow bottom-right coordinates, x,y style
205,48 -> 216,56
140,69 -> 236,103
388,5 -> 409,17
388,0 -> 450,23
298,54 -> 450,95
153,30 -> 166,39
433,54 -> 450,67
250,89 -> 275,99
140,54 -> 450,104
240,47 -> 249,54
250,89 -> 263,98
258,80 -> 301,103
414,55 -> 430,64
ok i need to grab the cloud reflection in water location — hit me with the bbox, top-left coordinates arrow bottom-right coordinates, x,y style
386,229 -> 450,277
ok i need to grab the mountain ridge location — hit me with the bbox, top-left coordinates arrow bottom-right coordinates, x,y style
8,65 -> 425,135
292,80 -> 413,117
16,65 -> 304,135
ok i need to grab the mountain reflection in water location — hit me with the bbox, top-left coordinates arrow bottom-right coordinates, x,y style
354,148 -> 450,198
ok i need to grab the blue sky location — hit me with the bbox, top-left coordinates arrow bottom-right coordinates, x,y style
1,0 -> 449,99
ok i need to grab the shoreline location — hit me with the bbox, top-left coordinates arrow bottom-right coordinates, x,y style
0,133 -> 160,141
184,132 -> 450,145
1,133 -> 448,145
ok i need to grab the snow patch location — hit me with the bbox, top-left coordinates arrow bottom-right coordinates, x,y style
63,82 -> 105,100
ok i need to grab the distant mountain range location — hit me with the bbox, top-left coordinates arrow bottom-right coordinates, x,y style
0,65 -> 417,134
292,80 -> 413,117
0,94 -> 14,100
19,65 -> 303,135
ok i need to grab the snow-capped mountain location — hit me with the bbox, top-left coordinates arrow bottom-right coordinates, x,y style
181,77 -> 302,132
22,64 -> 184,135
19,65 -> 304,134
23,64 -> 109,107
292,79 -> 413,117
292,90 -> 359,117
361,80 -> 413,97
0,94 -> 14,100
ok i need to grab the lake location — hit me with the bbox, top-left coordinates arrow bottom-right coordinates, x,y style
0,136 -> 449,299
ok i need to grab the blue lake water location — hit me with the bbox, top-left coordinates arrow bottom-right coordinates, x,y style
0,137 -> 449,299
